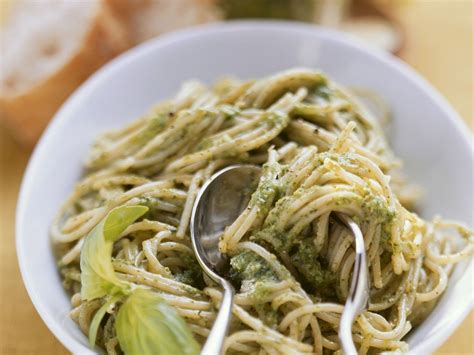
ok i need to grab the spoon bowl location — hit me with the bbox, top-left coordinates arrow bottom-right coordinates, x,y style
191,165 -> 261,276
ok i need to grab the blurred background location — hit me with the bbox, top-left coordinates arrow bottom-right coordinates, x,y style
0,0 -> 472,353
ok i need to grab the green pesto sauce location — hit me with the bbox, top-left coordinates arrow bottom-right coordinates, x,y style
289,237 -> 336,298
195,107 -> 237,151
250,216 -> 337,298
197,110 -> 289,155
266,111 -> 289,127
173,253 -> 205,289
229,250 -> 283,309
361,193 -> 396,223
131,112 -> 169,146
313,83 -> 332,101
251,194 -> 296,254
303,80 -> 333,107
359,187 -> 397,252
249,161 -> 282,216
252,222 -> 287,254
380,222 -> 394,252
230,250 -> 278,282
197,134 -> 233,152
254,303 -> 279,329
249,180 -> 279,213
247,280 -> 276,302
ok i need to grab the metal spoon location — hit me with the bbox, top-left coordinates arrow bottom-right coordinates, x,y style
190,165 -> 369,354
190,165 -> 261,354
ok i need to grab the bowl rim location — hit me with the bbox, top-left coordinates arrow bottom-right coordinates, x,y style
16,20 -> 474,354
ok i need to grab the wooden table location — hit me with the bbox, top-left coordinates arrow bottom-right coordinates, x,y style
0,1 -> 472,354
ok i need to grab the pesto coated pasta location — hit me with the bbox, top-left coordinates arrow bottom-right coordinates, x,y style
52,69 -> 474,354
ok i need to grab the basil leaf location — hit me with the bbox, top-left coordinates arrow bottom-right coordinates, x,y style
88,295 -> 121,347
80,205 -> 148,300
116,288 -> 200,355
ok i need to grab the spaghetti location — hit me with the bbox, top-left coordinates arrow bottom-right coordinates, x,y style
52,69 -> 473,354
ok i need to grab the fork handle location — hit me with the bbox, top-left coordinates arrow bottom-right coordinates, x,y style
337,213 -> 370,355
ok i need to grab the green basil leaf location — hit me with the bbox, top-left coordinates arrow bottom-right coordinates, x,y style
88,295 -> 121,347
80,205 -> 148,300
116,288 -> 200,355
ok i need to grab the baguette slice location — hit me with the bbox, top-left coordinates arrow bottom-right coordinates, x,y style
0,0 -> 131,147
107,0 -> 221,44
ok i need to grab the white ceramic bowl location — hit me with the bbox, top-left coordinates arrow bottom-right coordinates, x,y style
17,22 -> 473,354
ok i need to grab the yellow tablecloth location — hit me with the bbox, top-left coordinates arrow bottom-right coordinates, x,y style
0,1 -> 472,354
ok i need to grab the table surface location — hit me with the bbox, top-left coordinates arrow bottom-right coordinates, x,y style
0,1 -> 472,354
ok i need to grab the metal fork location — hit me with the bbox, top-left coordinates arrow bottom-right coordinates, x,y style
337,213 -> 370,355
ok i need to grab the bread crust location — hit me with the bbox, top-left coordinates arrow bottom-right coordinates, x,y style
0,1 -> 131,147
104,0 -> 148,20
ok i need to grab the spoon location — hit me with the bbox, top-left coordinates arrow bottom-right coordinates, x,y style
190,165 -> 369,354
190,165 -> 261,354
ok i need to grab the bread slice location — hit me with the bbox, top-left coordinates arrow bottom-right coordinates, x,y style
0,0 -> 131,147
105,0 -> 148,21
109,0 -> 221,44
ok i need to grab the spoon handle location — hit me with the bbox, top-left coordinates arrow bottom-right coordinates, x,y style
202,278 -> 234,355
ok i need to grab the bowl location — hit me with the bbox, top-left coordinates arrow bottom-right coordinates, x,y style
16,21 -> 473,354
